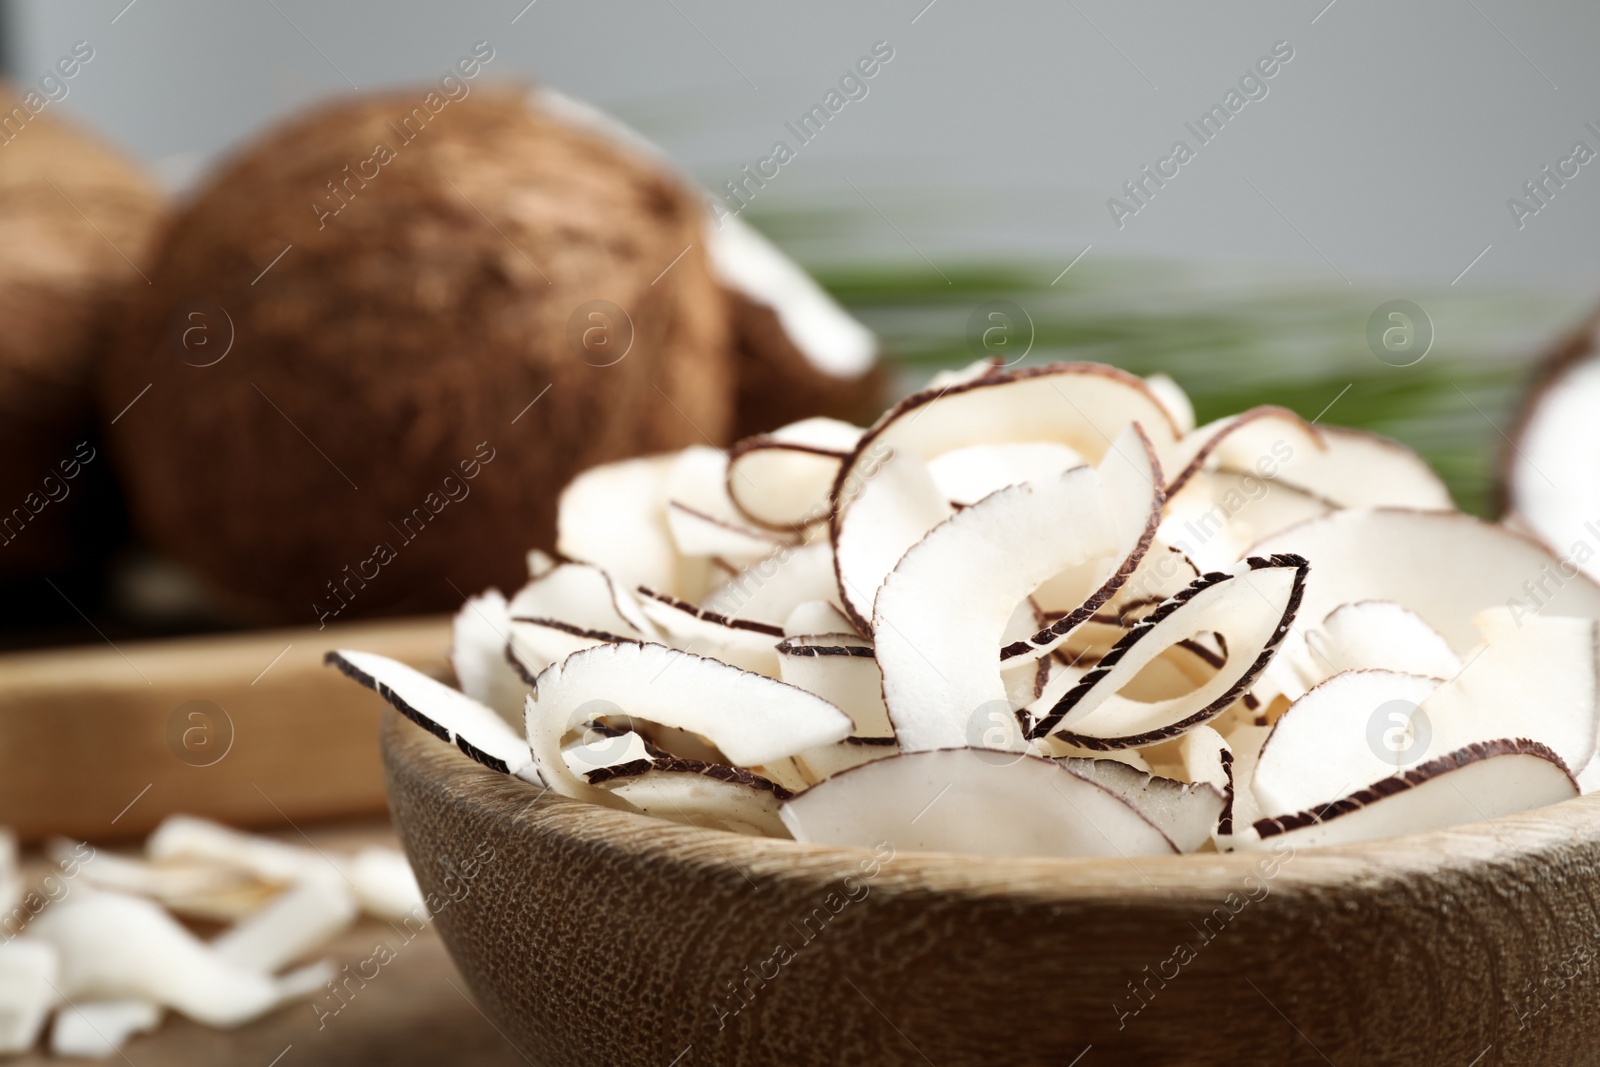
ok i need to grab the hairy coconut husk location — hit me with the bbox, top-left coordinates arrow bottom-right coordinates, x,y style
101,86 -> 732,623
726,287 -> 887,439
0,90 -> 162,584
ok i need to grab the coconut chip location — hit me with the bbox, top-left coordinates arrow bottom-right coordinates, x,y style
322,356 -> 1600,861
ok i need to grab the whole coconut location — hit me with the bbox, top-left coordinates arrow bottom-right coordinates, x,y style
0,90 -> 162,583
102,86 -> 733,624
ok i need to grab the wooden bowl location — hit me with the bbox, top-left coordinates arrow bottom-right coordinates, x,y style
381,708 -> 1600,1066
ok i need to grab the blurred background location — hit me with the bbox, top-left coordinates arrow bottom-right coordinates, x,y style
3,3 -> 1600,1061
6,0 -> 1600,647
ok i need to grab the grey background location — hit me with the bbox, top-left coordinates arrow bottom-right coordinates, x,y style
9,0 -> 1600,289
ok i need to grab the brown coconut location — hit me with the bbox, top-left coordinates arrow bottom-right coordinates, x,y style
101,86 -> 732,624
726,288 -> 887,439
0,90 -> 162,582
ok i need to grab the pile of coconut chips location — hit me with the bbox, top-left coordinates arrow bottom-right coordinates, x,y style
333,359 -> 1600,860
0,817 -> 423,1059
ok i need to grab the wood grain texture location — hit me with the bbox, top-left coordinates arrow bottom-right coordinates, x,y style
383,707 -> 1600,1067
0,616 -> 450,842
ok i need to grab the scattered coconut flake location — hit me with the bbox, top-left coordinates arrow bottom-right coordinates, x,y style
29,891 -> 288,1029
210,879 -> 358,973
0,939 -> 57,1055
50,999 -> 161,1060
146,816 -> 423,921
45,838 -> 256,912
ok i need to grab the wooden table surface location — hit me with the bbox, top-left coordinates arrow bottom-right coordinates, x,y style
12,822 -> 530,1067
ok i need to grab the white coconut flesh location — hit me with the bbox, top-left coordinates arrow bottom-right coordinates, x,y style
450,589 -> 530,728
1421,609 -> 1597,777
873,464 -> 1130,754
1177,725 -> 1234,837
557,454 -> 698,599
505,562 -> 659,679
1058,757 -> 1225,853
832,445 -> 953,632
1027,555 -> 1308,749
510,561 -> 657,638
780,747 -> 1176,857
1144,373 -> 1196,435
1508,350 -> 1600,583
1251,669 -> 1446,819
209,878 -> 357,973
328,651 -> 539,783
1244,739 -> 1577,850
1165,407 -> 1450,511
782,599 -> 859,638
524,642 -> 852,806
0,939 -> 57,1054
926,441 -> 1087,507
43,838 -> 251,908
1163,406 -> 1325,498
585,758 -> 794,838
665,446 -> 788,563
1161,470 -> 1335,573
634,588 -> 785,677
1295,600 -> 1462,689
726,417 -> 863,531
707,212 -> 878,379
145,815 -> 424,923
776,633 -> 890,739
1000,426 -> 1165,663
830,363 -> 1180,630
1253,507 -> 1600,656
26,891 -> 295,1029
315,354 -> 1600,860
51,998 -> 162,1059
698,540 -> 843,631
1293,426 -> 1454,509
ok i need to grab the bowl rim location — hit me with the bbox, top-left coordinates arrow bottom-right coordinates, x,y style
382,709 -> 1600,903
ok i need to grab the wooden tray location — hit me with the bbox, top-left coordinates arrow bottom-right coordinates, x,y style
0,616 -> 452,843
